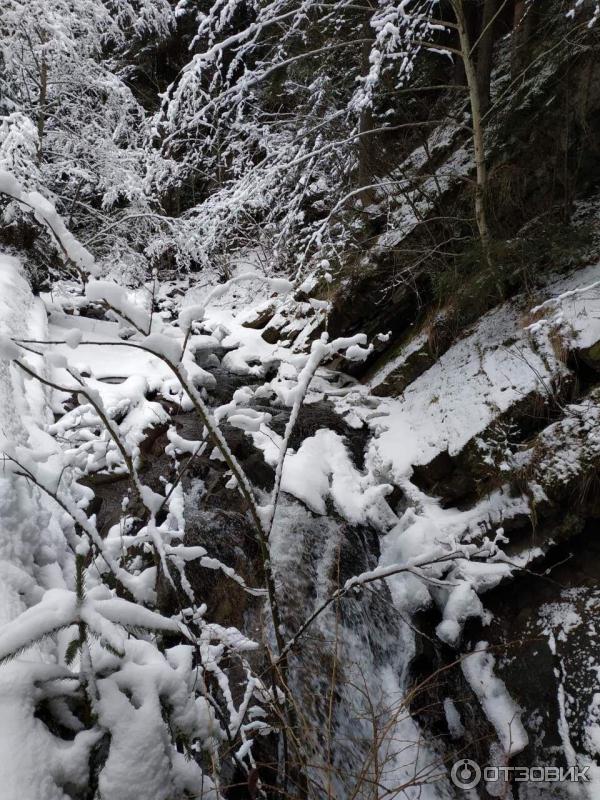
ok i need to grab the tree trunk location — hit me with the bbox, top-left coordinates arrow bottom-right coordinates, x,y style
357,107 -> 374,205
453,0 -> 492,266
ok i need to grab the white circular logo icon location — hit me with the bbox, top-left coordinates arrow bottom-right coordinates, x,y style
451,759 -> 482,790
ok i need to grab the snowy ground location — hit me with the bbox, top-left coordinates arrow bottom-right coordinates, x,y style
0,255 -> 95,800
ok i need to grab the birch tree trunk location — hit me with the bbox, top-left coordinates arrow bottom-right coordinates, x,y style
453,0 -> 492,266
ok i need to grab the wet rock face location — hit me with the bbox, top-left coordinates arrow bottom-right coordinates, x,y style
80,417 -> 172,536
407,523 -> 600,798
576,340 -> 600,374
406,533 -> 600,797
326,266 -> 431,377
369,339 -> 437,398
471,529 -> 600,787
183,504 -> 262,630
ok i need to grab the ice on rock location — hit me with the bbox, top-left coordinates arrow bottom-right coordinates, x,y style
461,642 -> 528,756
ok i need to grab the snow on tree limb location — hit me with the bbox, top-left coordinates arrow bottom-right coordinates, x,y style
0,169 -> 98,277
